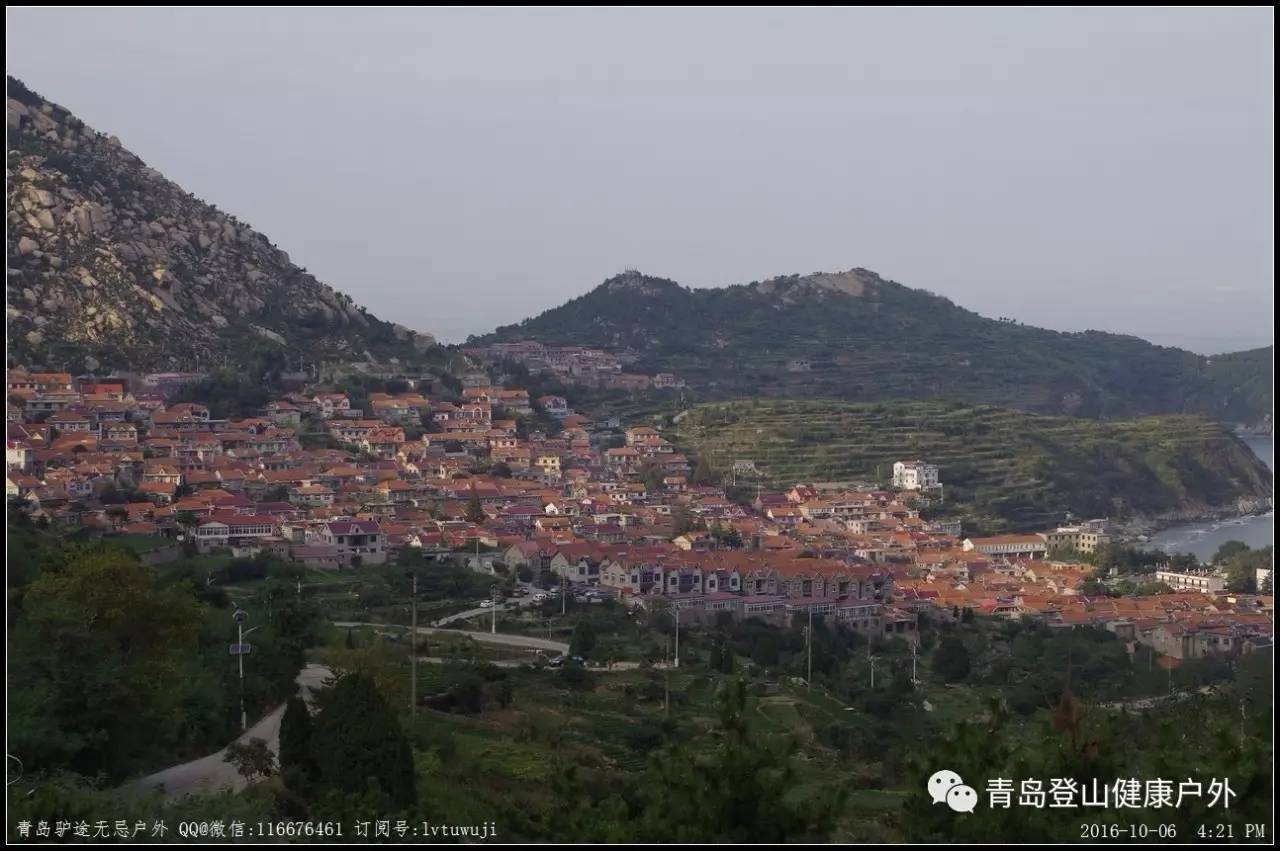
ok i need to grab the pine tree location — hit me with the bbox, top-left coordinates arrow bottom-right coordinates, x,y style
639,679 -> 843,841
465,482 -> 486,524
278,696 -> 314,791
932,635 -> 971,683
692,454 -> 715,486
311,673 -> 416,808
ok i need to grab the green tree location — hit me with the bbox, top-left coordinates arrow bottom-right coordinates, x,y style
8,496 -> 32,527
278,696 -> 313,781
1213,540 -> 1251,564
310,672 -> 416,809
465,482 -> 486,524
570,622 -> 597,659
13,546 -> 202,780
932,635 -> 971,683
709,640 -> 724,672
639,462 -> 666,493
639,679 -> 843,841
224,737 -> 277,782
1213,543 -> 1272,593
671,504 -> 698,537
175,510 -> 199,540
104,505 -> 129,531
691,454 -> 716,486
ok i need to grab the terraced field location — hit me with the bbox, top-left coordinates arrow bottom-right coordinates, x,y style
672,399 -> 1273,532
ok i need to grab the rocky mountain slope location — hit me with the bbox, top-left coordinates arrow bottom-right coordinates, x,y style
477,269 -> 1272,422
7,77 -> 435,373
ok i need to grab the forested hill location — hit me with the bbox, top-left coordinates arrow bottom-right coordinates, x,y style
476,269 -> 1271,423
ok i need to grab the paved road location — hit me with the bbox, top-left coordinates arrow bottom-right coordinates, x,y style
432,588 -> 554,627
433,603 -> 512,627
122,664 -> 331,801
412,655 -> 660,672
336,621 -> 570,654
1098,685 -> 1216,712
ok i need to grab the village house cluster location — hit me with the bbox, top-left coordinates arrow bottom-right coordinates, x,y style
464,340 -> 684,392
6,366 -> 1271,660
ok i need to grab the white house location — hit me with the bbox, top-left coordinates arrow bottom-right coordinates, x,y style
893,460 -> 939,491
962,534 -> 1048,560
318,519 -> 387,566
195,514 -> 277,552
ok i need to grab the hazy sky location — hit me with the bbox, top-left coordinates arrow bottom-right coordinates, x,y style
7,7 -> 1274,351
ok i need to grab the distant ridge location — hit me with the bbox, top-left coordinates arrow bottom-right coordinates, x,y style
475,268 -> 1272,423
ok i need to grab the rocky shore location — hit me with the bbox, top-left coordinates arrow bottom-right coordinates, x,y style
1114,497 -> 1274,543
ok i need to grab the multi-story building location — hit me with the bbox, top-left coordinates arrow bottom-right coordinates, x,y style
318,519 -> 386,566
893,460 -> 940,491
1154,568 -> 1226,594
1045,525 -> 1113,555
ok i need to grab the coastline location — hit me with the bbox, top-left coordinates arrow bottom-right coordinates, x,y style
1113,498 -> 1274,543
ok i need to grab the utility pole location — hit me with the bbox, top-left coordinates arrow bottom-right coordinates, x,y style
561,573 -> 567,616
409,571 -> 418,715
236,608 -> 246,730
869,655 -> 879,690
910,641 -> 918,684
1240,699 -> 1246,751
665,668 -> 671,717
673,605 -> 681,669
806,605 -> 813,690
491,584 -> 499,634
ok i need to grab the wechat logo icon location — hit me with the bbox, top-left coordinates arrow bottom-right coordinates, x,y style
928,769 -> 978,813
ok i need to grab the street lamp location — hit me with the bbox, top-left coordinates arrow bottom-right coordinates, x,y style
231,607 -> 260,731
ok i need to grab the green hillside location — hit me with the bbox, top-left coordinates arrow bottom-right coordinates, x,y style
476,269 -> 1271,423
672,399 -> 1274,532
1203,347 -> 1274,427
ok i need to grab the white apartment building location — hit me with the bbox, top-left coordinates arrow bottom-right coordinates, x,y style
893,460 -> 940,491
1154,569 -> 1226,595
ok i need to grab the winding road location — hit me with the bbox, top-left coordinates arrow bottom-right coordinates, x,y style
119,615 -> 638,800
121,664 -> 332,801
334,620 -> 570,654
